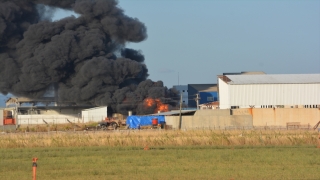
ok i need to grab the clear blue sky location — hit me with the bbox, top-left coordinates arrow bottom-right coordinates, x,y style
0,0 -> 319,106
52,0 -> 320,88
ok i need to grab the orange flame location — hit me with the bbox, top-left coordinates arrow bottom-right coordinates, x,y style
144,98 -> 169,113
144,98 -> 155,107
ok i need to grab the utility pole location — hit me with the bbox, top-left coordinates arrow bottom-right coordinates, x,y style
179,93 -> 182,129
15,101 -> 18,128
195,94 -> 200,110
178,72 -> 179,86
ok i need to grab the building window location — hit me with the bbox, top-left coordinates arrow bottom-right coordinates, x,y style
182,90 -> 185,92
207,97 -> 214,101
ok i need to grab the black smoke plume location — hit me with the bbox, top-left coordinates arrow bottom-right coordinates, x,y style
0,0 -> 178,115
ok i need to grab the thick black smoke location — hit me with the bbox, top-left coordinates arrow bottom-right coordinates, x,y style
0,0 -> 178,115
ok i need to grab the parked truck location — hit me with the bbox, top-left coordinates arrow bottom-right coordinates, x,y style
97,117 -> 126,130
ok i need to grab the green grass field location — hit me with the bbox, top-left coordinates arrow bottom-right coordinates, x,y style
1,145 -> 320,180
0,130 -> 319,179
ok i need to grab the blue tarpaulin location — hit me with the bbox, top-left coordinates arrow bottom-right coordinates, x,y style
126,115 -> 165,129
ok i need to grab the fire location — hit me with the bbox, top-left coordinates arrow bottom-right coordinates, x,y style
144,98 -> 155,107
156,99 -> 169,112
144,98 -> 169,113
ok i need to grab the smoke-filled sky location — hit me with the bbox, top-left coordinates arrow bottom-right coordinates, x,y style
0,0 -> 179,114
1,0 -> 320,108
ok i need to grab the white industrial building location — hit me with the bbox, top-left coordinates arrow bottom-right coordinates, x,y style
81,106 -> 108,123
218,74 -> 320,109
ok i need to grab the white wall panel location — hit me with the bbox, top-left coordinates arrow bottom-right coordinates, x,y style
218,79 -> 230,109
82,106 -> 108,123
227,84 -> 320,108
18,114 -> 80,125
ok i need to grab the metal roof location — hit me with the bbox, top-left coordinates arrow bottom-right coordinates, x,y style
82,106 -> 107,111
188,84 -> 217,91
225,74 -> 320,84
6,97 -> 54,103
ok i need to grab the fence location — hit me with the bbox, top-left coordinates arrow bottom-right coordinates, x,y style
178,125 -> 313,131
17,114 -> 82,125
17,114 -> 111,125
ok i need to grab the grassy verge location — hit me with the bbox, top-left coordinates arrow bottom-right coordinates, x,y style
14,122 -> 100,132
0,129 -> 318,148
1,130 -> 319,179
0,145 -> 320,180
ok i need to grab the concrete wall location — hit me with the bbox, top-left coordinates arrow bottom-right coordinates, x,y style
165,108 -> 320,129
251,108 -> 320,127
231,108 -> 320,127
165,109 -> 253,129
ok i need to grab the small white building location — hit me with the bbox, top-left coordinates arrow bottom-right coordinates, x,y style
218,74 -> 320,109
81,106 -> 108,123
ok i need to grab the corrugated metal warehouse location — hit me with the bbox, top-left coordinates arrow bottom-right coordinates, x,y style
218,74 -> 320,109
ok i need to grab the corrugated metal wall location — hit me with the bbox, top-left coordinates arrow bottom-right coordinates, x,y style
82,106 -> 108,123
220,83 -> 320,108
218,78 -> 230,109
199,92 -> 218,104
